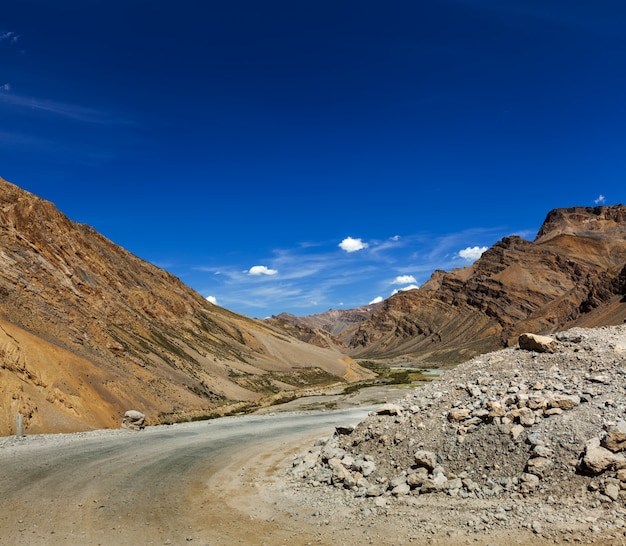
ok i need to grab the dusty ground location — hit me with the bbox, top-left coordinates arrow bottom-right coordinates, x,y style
2,327 -> 626,545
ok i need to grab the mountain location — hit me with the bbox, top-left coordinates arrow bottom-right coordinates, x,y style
0,177 -> 372,435
272,206 -> 626,365
266,304 -> 382,350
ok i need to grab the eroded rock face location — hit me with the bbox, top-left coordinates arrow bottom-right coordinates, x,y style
327,206 -> 626,363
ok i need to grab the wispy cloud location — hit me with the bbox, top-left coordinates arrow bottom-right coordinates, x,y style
594,194 -> 606,205
190,225 -> 519,316
0,31 -> 20,44
0,91 -> 130,125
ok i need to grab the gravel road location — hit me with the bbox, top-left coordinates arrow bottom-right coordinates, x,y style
0,407 -> 375,545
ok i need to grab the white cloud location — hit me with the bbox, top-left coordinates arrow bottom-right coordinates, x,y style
206,295 -> 218,305
369,296 -> 384,304
247,265 -> 278,276
594,194 -> 606,205
391,284 -> 419,296
458,246 -> 488,261
339,236 -> 368,253
1,83 -> 10,92
391,274 -> 416,285
0,31 -> 19,44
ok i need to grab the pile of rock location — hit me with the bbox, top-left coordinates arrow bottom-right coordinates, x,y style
291,326 -> 626,508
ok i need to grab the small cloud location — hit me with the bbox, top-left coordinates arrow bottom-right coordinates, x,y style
391,274 -> 416,285
0,31 -> 19,44
369,296 -> 384,304
247,265 -> 278,276
594,194 -> 606,205
391,235 -> 400,241
458,246 -> 488,261
1,83 -> 10,92
391,285 -> 419,296
206,295 -> 219,305
339,236 -> 368,253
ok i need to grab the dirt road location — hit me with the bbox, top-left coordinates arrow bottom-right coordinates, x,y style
0,408 -> 376,545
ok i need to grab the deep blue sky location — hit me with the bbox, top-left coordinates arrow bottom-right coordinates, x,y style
1,1 -> 625,317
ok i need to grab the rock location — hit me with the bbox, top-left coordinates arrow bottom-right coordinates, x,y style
526,456 -> 553,478
517,407 -> 535,426
335,425 -> 355,435
579,438 -> 626,475
602,421 -> 626,452
360,460 -> 376,477
391,483 -> 411,496
121,410 -> 145,430
518,333 -> 557,353
548,394 -> 580,410
510,424 -> 525,440
604,482 -> 620,501
414,450 -> 438,471
376,404 -> 403,416
447,408 -> 470,422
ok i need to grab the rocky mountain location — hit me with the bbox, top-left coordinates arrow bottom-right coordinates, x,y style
266,304 -> 382,350
0,177 -> 372,436
273,206 -> 626,366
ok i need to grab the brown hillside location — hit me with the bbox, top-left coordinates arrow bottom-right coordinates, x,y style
272,206 -> 626,366
0,177 -> 372,435
342,205 -> 626,364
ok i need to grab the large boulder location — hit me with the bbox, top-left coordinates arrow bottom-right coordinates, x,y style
121,410 -> 146,430
518,333 -> 557,353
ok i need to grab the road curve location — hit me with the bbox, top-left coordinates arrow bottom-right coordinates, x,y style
0,408 -> 372,545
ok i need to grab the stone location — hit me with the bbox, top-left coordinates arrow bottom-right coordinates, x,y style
517,407 -> 535,426
335,425 -> 355,435
580,438 -> 626,475
414,450 -> 438,471
526,456 -> 553,478
510,424 -> 524,440
518,333 -> 557,353
360,460 -> 376,477
486,401 -> 506,418
121,410 -> 145,430
376,403 -> 403,416
602,421 -> 626,452
604,482 -> 620,501
391,483 -> 411,496
548,394 -> 580,410
447,408 -> 470,422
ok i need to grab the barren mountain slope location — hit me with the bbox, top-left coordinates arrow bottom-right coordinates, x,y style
0,177 -> 372,435
273,206 -> 626,366
340,206 -> 626,364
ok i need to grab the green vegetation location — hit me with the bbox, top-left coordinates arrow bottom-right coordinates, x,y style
341,361 -> 438,396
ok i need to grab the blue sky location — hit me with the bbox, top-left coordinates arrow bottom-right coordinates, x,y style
1,1 -> 625,318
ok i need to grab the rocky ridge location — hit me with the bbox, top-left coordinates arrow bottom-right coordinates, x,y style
289,325 -> 626,544
275,206 -> 626,366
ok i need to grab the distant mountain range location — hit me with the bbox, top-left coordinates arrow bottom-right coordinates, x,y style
267,205 -> 626,365
2,174 -> 625,435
